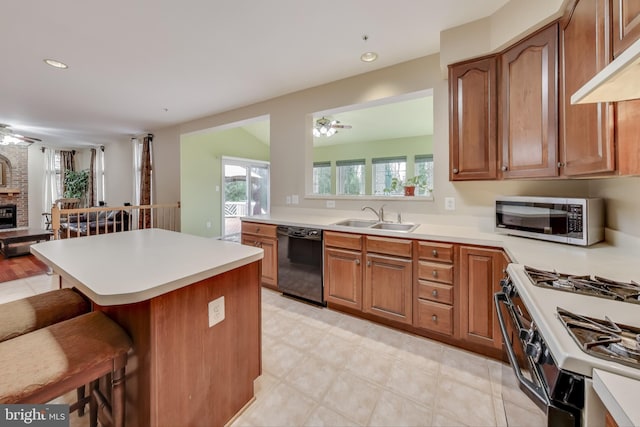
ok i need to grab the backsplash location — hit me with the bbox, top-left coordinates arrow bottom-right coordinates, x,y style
0,145 -> 28,228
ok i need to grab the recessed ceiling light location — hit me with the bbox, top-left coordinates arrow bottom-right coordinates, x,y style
43,58 -> 69,69
360,52 -> 378,62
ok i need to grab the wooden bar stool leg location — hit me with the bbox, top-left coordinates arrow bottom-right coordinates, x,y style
112,367 -> 126,427
77,385 -> 86,416
89,380 -> 99,427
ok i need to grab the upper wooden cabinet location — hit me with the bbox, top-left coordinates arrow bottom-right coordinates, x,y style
559,0 -> 615,176
499,24 -> 559,178
449,56 -> 498,181
612,0 -> 640,57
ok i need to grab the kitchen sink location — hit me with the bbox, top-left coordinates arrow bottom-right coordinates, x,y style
333,219 -> 419,232
370,222 -> 419,232
333,219 -> 379,228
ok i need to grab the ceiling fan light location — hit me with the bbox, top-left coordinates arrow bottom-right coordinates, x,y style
312,128 -> 321,137
326,128 -> 337,137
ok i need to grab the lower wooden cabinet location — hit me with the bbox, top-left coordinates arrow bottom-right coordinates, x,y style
241,222 -> 278,289
324,247 -> 363,310
459,246 -> 508,350
364,253 -> 413,324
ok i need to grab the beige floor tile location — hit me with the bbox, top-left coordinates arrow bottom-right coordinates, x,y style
345,346 -> 394,386
322,371 -> 383,425
254,372 -> 279,397
431,412 -> 473,426
262,340 -> 306,378
241,382 -> 316,427
281,322 -> 327,352
284,355 -> 340,401
503,400 -> 546,427
359,324 -> 405,357
385,358 -> 438,407
369,390 -> 433,427
263,311 -> 297,339
395,334 -> 443,374
303,405 -> 359,427
435,376 -> 496,426
26,273 -> 59,293
439,347 -> 492,392
493,395 -> 508,427
0,281 -> 35,304
313,331 -> 359,368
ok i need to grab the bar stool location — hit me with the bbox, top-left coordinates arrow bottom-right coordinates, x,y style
0,311 -> 132,427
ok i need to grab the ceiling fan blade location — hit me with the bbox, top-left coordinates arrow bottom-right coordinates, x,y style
332,124 -> 352,129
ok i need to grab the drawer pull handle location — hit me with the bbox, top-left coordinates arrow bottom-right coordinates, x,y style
501,165 -> 508,172
432,290 -> 438,297
367,260 -> 371,267
355,259 -> 360,265
432,315 -> 437,322
256,227 -> 261,233
432,249 -> 438,257
452,168 -> 459,174
432,270 -> 438,277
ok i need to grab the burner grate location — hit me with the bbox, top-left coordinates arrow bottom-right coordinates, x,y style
525,266 -> 640,304
557,308 -> 640,369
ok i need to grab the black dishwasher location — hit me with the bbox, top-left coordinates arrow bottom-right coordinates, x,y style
277,226 -> 324,306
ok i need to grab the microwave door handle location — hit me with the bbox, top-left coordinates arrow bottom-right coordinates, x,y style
495,292 -> 550,408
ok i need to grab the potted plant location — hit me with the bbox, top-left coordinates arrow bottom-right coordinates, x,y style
63,169 -> 90,205
385,175 -> 427,196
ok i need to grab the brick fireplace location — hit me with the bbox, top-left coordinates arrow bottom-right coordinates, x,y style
0,145 -> 29,229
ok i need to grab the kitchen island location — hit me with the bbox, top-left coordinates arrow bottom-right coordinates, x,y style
31,229 -> 264,427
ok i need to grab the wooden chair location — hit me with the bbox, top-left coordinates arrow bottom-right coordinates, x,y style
0,311 -> 132,427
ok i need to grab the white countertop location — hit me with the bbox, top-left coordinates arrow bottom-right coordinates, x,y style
244,211 -> 640,282
31,229 -> 263,306
593,369 -> 640,427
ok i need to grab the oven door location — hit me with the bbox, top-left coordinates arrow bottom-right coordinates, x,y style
495,291 -> 550,409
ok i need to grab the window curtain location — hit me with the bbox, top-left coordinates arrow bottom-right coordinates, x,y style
42,148 -> 58,227
59,150 -> 75,196
89,148 -> 96,207
136,135 -> 153,229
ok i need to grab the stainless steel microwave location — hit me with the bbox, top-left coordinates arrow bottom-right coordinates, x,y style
495,196 -> 604,246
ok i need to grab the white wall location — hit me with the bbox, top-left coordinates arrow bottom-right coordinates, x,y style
104,138 -> 134,206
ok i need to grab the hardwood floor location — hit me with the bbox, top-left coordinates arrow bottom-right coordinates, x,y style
0,254 -> 50,283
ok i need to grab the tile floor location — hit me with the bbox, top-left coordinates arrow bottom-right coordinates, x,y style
1,276 -> 547,426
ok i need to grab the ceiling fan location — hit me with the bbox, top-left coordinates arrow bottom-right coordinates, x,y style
0,124 -> 42,145
312,117 -> 352,137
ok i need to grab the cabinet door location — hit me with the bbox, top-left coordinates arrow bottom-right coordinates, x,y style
364,253 -> 413,324
324,247 -> 363,310
616,100 -> 640,175
560,0 -> 615,176
500,24 -> 559,178
449,56 -> 498,180
242,235 -> 277,289
459,246 -> 508,350
613,0 -> 640,57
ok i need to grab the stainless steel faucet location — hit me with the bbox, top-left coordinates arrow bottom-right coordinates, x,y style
362,205 -> 386,222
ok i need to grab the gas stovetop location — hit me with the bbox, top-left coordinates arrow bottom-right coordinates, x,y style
525,266 -> 640,304
557,308 -> 640,370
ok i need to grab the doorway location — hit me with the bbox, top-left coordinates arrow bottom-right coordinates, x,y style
222,157 -> 270,238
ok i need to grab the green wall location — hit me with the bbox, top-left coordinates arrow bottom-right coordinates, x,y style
313,135 -> 433,194
180,127 -> 270,237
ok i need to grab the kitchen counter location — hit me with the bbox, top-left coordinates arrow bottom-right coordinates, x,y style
243,210 -> 640,282
31,228 -> 263,305
31,228 -> 264,426
593,369 -> 640,427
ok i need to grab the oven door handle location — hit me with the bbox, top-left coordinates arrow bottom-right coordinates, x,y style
494,292 -> 550,407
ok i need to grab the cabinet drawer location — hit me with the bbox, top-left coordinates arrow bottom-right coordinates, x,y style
324,231 -> 363,251
415,299 -> 453,336
417,241 -> 454,263
241,222 -> 277,238
417,280 -> 453,305
418,261 -> 454,284
365,235 -> 412,258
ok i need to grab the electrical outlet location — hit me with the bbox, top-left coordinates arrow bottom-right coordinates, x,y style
215,185 -> 220,192
326,200 -> 336,208
444,197 -> 456,211
286,196 -> 291,204
292,195 -> 299,204
208,296 -> 225,327
205,221 -> 212,229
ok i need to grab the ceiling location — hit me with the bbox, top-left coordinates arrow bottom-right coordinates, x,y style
1,0 -> 508,148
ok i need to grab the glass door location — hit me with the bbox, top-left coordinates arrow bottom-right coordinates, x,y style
222,157 -> 270,238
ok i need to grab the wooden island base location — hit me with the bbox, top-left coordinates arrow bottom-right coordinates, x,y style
90,260 -> 261,427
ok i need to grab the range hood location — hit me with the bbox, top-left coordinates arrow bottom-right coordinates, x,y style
571,37 -> 640,104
